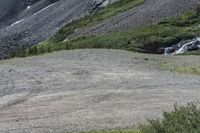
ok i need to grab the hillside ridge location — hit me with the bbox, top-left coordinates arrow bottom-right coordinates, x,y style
0,0 -> 200,59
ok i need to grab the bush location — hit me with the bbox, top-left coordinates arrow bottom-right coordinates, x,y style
195,4 -> 200,14
139,102 -> 200,133
27,45 -> 38,55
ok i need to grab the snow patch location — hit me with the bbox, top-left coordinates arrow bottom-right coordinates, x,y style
27,6 -> 31,9
10,19 -> 25,27
9,4 -> 55,27
33,3 -> 55,16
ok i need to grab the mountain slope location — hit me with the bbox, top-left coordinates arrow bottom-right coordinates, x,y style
0,0 -> 60,28
73,0 -> 200,36
0,0 -> 200,59
0,1 -> 200,132
0,0 -> 112,59
14,1 -> 200,57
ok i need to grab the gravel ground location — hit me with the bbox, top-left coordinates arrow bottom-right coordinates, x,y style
74,0 -> 200,36
0,49 -> 200,133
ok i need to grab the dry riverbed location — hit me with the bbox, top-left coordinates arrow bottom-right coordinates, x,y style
0,49 -> 200,133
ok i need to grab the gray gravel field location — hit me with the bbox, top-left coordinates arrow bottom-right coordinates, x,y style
0,49 -> 200,133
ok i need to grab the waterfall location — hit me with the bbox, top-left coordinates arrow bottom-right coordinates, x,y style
164,37 -> 200,55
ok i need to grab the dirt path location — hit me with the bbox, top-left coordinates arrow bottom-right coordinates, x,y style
0,49 -> 200,133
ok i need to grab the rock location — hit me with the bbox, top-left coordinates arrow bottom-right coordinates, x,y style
94,0 -> 118,7
164,37 -> 200,55
157,47 -> 166,54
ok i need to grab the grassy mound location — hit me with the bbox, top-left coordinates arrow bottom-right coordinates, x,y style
11,4 -> 200,58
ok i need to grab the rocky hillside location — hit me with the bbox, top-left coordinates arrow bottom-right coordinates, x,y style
0,0 -> 200,59
0,0 -> 116,59
74,0 -> 200,36
0,0 -> 58,28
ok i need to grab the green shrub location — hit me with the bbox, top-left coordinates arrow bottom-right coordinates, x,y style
63,102 -> 200,133
139,102 -> 200,133
195,4 -> 200,14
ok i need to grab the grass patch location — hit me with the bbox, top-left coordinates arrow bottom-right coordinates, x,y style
10,4 -> 200,58
160,60 -> 200,75
175,67 -> 200,75
65,129 -> 141,133
182,50 -> 200,55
